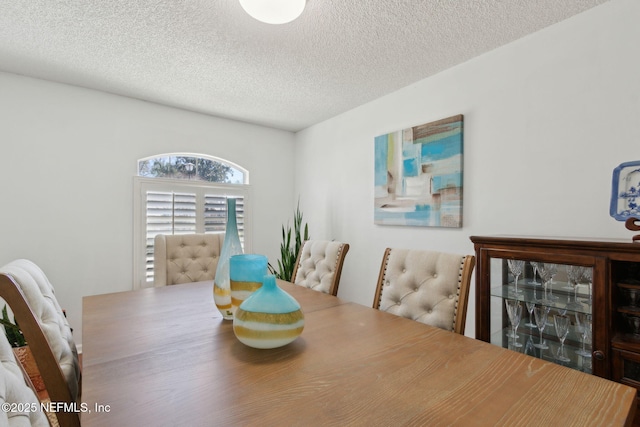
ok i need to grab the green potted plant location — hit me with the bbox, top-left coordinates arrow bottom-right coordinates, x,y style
269,201 -> 309,282
1,304 -> 46,396
1,304 -> 26,347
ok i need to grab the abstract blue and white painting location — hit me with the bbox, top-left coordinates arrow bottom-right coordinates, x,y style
374,115 -> 463,227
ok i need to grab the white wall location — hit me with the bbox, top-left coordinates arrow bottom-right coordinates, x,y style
0,72 -> 296,347
0,0 -> 637,348
294,0 -> 640,336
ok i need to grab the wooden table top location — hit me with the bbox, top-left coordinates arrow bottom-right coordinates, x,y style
82,281 -> 636,426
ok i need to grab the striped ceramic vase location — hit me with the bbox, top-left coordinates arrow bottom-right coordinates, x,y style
233,275 -> 304,349
214,197 -> 243,320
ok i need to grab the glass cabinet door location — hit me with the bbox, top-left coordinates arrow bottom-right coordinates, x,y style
489,257 -> 593,373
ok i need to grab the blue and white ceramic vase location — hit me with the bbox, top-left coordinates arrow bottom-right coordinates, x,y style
233,275 -> 305,349
214,198 -> 243,320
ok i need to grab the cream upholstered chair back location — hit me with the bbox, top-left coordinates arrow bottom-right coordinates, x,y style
373,248 -> 475,335
0,331 -> 50,427
154,233 -> 225,286
291,240 -> 350,296
0,259 -> 81,427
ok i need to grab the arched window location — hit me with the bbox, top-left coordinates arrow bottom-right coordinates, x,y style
137,153 -> 248,184
133,153 -> 250,289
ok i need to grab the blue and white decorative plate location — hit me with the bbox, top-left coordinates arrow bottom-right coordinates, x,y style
610,160 -> 640,221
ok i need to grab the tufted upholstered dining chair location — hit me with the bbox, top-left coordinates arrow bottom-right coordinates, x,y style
153,233 -> 225,286
291,240 -> 350,296
0,259 -> 81,427
0,330 -> 50,427
372,248 -> 475,335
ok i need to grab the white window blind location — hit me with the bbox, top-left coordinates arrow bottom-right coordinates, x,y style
146,191 -> 197,236
134,177 -> 249,288
204,194 -> 245,238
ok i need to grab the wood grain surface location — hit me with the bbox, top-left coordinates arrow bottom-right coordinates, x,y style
82,281 -> 636,426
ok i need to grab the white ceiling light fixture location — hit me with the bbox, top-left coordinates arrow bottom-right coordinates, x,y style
239,0 -> 306,25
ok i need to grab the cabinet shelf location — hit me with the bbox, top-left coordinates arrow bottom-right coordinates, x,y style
490,283 -> 592,316
618,306 -> 640,315
491,326 -> 592,373
613,332 -> 640,351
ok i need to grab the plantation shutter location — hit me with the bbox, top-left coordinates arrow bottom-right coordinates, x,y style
204,194 -> 245,242
144,191 -> 196,282
143,190 -> 246,284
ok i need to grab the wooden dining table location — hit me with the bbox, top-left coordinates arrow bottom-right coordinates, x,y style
81,281 -> 636,426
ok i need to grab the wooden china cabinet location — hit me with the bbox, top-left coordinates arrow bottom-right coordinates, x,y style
471,235 -> 640,423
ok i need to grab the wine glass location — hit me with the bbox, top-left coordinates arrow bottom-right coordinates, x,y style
525,301 -> 537,328
553,314 -> 571,362
524,335 -> 536,356
507,259 -> 525,295
546,264 -> 559,301
551,307 -> 567,334
581,268 -> 593,306
575,312 -> 592,358
505,299 -> 523,348
566,265 -> 585,309
533,305 -> 551,349
529,261 -> 541,285
563,265 -> 578,290
537,264 -> 554,304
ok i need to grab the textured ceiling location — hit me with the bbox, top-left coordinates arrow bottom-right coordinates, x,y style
0,0 -> 610,132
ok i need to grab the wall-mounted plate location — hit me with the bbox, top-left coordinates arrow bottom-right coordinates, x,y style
610,160 -> 640,221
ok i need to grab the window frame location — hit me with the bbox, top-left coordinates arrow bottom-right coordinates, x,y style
133,176 -> 252,289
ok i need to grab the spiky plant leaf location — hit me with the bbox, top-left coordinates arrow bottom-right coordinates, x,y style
268,200 -> 310,281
